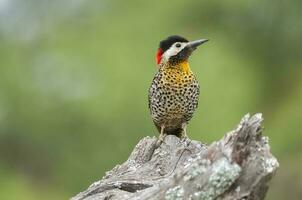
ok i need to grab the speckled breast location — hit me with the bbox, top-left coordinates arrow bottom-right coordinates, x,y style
148,67 -> 200,128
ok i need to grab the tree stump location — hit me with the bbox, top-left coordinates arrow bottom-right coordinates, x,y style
72,113 -> 279,200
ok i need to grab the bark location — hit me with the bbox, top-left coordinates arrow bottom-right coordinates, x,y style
72,113 -> 279,200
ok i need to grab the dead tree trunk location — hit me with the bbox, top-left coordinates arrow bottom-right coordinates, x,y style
72,114 -> 279,200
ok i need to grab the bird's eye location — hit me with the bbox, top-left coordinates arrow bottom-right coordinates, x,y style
175,43 -> 181,48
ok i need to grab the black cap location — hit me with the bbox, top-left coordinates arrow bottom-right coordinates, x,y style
159,35 -> 188,52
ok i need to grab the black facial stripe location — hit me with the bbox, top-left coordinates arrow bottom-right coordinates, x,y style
159,35 -> 188,53
169,46 -> 191,65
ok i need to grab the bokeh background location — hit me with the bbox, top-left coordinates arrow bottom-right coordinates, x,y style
0,0 -> 301,199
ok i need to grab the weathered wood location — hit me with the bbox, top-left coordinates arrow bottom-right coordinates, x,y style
72,113 -> 278,200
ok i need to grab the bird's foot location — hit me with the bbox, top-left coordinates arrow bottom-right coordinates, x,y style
180,135 -> 188,142
155,134 -> 166,148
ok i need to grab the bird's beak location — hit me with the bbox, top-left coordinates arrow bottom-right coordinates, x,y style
172,38 -> 209,62
187,39 -> 209,51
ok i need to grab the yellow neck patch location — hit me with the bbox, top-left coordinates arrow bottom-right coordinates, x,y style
178,61 -> 191,73
166,61 -> 191,73
161,61 -> 194,86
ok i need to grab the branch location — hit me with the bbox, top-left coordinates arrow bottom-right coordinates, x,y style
72,113 -> 279,200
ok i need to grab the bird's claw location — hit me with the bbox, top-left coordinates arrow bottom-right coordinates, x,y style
180,135 -> 188,142
155,134 -> 166,148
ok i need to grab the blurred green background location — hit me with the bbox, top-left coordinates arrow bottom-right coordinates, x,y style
0,0 -> 301,199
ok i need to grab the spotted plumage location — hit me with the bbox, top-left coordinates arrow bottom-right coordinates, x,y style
148,35 -> 208,139
149,63 -> 199,137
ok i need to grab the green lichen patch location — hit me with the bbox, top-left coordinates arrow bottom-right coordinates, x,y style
190,157 -> 241,200
183,159 -> 209,181
165,185 -> 185,200
262,157 -> 279,173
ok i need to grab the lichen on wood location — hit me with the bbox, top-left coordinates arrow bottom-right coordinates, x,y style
72,114 -> 279,200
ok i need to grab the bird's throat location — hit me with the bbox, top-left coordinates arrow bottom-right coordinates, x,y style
167,61 -> 191,73
178,61 -> 191,73
162,61 -> 194,86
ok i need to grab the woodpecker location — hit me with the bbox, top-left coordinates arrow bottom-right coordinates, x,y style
148,35 -> 208,141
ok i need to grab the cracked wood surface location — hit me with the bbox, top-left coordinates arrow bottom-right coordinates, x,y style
72,114 -> 279,200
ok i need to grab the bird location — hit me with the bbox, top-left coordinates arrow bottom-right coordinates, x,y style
148,35 -> 208,142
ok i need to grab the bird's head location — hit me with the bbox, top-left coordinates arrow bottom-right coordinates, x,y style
156,35 -> 208,66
